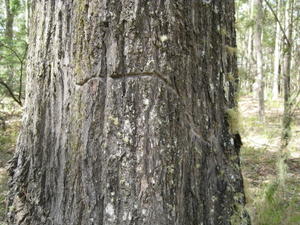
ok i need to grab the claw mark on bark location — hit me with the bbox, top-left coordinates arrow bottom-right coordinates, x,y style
110,71 -> 212,149
75,77 -> 105,86
110,71 -> 180,97
73,71 -> 212,149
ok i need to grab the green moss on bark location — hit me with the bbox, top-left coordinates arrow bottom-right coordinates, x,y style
226,108 -> 241,135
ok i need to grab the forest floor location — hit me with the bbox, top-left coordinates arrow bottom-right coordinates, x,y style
0,96 -> 299,224
240,95 -> 300,225
0,101 -> 21,225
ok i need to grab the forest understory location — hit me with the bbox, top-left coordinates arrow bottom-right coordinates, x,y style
0,100 -> 21,225
240,95 -> 300,225
0,95 -> 300,225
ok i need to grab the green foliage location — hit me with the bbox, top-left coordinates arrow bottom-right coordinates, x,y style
251,180 -> 300,225
264,182 -> 279,203
0,0 -> 28,106
235,0 -> 295,94
10,0 -> 21,14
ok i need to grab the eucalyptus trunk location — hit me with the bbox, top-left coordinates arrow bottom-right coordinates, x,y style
272,0 -> 283,100
253,0 -> 265,120
4,0 -> 14,40
281,0 -> 294,148
7,1 -> 249,225
246,0 -> 255,91
4,0 -> 15,86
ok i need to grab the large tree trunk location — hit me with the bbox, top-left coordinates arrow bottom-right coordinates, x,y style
7,1 -> 249,225
253,0 -> 265,120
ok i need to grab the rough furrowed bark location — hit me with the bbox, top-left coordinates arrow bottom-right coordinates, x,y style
7,0 -> 250,225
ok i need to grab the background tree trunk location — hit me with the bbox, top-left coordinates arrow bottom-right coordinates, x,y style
25,0 -> 31,32
4,0 -> 14,40
4,0 -> 15,85
253,0 -> 265,120
281,0 -> 294,148
272,0 -> 283,100
7,1 -> 249,225
247,0 -> 255,90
